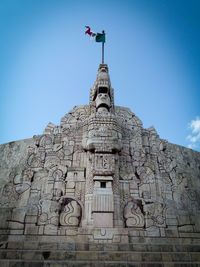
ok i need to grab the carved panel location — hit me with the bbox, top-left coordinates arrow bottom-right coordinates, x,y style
93,154 -> 115,175
124,200 -> 144,228
38,199 -> 60,226
59,198 -> 81,227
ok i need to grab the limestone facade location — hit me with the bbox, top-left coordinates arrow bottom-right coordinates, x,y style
0,64 -> 200,243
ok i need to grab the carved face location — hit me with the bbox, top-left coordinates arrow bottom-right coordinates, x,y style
95,93 -> 110,109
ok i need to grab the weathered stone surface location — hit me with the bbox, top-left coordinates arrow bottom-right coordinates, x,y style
0,63 -> 200,248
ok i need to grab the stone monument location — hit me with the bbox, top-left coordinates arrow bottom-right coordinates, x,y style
0,64 -> 200,265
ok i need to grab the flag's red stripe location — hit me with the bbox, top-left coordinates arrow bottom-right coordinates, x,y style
85,26 -> 92,36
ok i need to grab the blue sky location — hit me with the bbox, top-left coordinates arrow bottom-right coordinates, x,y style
0,0 -> 200,151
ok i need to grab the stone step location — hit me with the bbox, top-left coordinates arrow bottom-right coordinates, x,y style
2,241 -> 200,252
1,241 -> 200,266
0,259 -> 200,267
0,249 -> 200,262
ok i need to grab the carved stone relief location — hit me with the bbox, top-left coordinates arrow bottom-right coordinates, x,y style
124,199 -> 145,228
59,198 -> 81,227
38,199 -> 60,226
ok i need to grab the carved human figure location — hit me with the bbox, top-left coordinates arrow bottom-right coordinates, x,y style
59,198 -> 81,226
95,93 -> 110,110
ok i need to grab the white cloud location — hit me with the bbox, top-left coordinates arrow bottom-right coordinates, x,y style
187,133 -> 200,143
187,117 -> 200,151
189,117 -> 200,134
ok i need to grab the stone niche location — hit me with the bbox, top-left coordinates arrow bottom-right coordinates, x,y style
0,64 -> 200,244
92,177 -> 114,228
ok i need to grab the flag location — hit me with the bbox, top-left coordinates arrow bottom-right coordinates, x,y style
85,26 -> 105,43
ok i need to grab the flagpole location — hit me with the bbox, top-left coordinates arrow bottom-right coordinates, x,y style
102,30 -> 105,64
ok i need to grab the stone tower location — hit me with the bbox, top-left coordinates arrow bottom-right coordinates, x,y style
0,63 -> 200,247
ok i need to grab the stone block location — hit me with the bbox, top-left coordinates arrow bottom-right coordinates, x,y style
179,232 -> 200,238
128,230 -> 140,237
6,250 -> 22,259
99,251 -> 128,261
23,241 -> 39,249
162,253 -> 172,262
10,229 -> 24,235
177,215 -> 191,225
0,251 -> 7,259
0,261 -> 9,267
22,251 -> 43,260
145,227 -> 160,237
38,225 -> 44,235
44,225 -> 58,235
76,251 -> 98,260
23,262 -> 45,267
59,242 -> 76,250
7,242 -> 23,249
65,229 -> 78,236
191,252 -> 200,261
160,245 -> 173,252
64,251 -> 76,260
141,252 -> 162,261
38,242 -> 58,250
103,243 -> 118,251
160,228 -> 166,237
89,243 -> 104,251
130,244 -> 146,252
0,208 -> 12,229
93,213 -> 113,228
127,252 -> 142,261
163,264 -> 174,267
186,245 -> 200,252
46,251 -> 66,260
171,252 -> 190,261
0,230 -> 9,235
65,189 -> 75,194
25,215 -> 38,224
166,218 -> 178,226
9,221 -> 24,230
165,229 -> 179,237
178,225 -> 194,232
24,225 -> 39,235
112,235 -> 121,243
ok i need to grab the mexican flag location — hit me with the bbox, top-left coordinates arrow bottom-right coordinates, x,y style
85,26 -> 105,43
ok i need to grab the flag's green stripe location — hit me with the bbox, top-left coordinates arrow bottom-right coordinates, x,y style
96,33 -> 105,43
